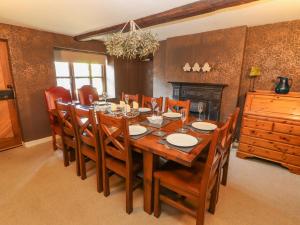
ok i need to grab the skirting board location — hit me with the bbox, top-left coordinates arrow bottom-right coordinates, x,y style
24,136 -> 52,148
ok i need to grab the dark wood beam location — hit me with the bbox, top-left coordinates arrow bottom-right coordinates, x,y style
74,0 -> 259,41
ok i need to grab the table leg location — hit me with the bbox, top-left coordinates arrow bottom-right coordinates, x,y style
143,151 -> 154,214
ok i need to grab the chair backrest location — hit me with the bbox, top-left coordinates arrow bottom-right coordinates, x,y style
78,85 -> 99,106
164,97 -> 191,118
55,101 -> 75,139
45,86 -> 72,111
121,92 -> 139,103
142,95 -> 163,111
199,117 -> 231,195
97,112 -> 131,163
71,106 -> 98,148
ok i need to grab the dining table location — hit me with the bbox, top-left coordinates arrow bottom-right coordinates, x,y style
78,103 -> 219,214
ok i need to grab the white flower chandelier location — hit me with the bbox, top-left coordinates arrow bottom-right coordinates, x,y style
104,20 -> 159,60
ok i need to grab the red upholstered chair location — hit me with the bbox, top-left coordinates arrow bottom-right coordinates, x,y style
44,86 -> 72,150
78,85 -> 99,106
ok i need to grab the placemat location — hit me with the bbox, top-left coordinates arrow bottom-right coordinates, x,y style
130,129 -> 153,140
158,137 -> 202,153
187,122 -> 214,134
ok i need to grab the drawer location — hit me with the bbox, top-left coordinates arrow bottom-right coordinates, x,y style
273,123 -> 300,136
240,135 -> 300,156
241,127 -> 300,146
242,117 -> 273,131
282,154 -> 300,167
239,143 -> 283,162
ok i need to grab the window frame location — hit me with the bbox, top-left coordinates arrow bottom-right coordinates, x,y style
55,61 -> 107,100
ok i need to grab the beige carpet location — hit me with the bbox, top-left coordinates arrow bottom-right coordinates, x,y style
0,142 -> 299,225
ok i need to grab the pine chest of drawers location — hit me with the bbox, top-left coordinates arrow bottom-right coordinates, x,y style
237,91 -> 300,174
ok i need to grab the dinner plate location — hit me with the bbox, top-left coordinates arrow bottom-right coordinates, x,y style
166,133 -> 198,147
162,112 -> 181,118
139,107 -> 151,113
191,122 -> 217,131
129,125 -> 147,136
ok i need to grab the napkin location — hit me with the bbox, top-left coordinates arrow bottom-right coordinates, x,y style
133,101 -> 139,110
120,101 -> 125,107
147,115 -> 163,125
111,103 -> 117,111
126,104 -> 131,113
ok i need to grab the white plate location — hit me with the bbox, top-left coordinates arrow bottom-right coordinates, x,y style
129,125 -> 147,136
162,112 -> 181,118
166,133 -> 198,147
191,122 -> 217,131
139,107 -> 151,113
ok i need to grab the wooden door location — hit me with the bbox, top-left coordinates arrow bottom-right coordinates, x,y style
0,40 -> 22,151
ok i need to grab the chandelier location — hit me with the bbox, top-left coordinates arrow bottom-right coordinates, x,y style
104,20 -> 159,60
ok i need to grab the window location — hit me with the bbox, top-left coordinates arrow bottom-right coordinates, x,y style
54,49 -> 115,99
55,62 -> 106,98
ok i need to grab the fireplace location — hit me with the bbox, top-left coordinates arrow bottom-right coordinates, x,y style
169,82 -> 227,121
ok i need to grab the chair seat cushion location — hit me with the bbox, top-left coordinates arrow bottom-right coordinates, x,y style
105,152 -> 143,177
154,161 -> 205,196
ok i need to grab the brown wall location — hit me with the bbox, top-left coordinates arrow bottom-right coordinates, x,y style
0,23 -> 105,142
113,58 -> 153,100
153,19 -> 300,123
153,26 -> 247,120
239,20 -> 300,105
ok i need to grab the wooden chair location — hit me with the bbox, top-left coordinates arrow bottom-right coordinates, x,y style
220,107 -> 240,186
55,102 -> 80,176
44,86 -> 72,151
97,112 -> 143,214
71,106 -> 102,193
164,97 -> 191,118
141,95 -> 163,111
121,92 -> 139,103
153,119 -> 230,225
78,85 -> 99,106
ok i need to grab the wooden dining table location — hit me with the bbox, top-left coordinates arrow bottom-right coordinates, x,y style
74,104 -> 217,214
128,113 -> 216,214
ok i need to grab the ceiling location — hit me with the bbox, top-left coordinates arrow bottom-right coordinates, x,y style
0,0 -> 300,40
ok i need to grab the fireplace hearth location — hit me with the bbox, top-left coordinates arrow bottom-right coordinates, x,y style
169,82 -> 227,121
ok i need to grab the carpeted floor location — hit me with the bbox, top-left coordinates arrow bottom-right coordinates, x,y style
0,142 -> 299,225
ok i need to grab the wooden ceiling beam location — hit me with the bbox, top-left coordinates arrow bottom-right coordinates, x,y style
74,0 -> 259,41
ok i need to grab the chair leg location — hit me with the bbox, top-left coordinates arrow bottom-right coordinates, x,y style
102,166 -> 110,197
154,178 -> 161,218
221,157 -> 230,186
196,198 -> 206,225
69,149 -> 75,162
208,181 -> 219,214
96,156 -> 103,193
52,131 -> 57,151
75,148 -> 81,176
79,151 -> 86,180
125,174 -> 133,214
62,146 -> 69,167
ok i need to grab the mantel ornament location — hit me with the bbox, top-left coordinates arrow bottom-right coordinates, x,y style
183,62 -> 211,73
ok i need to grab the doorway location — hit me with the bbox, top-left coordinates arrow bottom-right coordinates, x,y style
0,40 -> 22,151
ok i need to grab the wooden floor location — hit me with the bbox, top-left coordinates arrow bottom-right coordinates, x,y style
0,142 -> 300,225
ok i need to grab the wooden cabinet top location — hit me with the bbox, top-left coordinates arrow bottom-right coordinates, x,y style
244,91 -> 300,122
